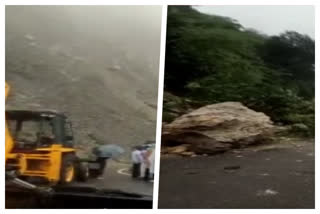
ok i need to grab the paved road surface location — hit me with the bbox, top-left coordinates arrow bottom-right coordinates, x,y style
6,161 -> 153,208
73,161 -> 153,196
158,141 -> 314,209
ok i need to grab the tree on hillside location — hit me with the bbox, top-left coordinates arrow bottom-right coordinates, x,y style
260,31 -> 315,98
164,6 -> 315,135
165,6 -> 246,93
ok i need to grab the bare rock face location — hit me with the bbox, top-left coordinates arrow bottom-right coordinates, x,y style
162,102 -> 274,154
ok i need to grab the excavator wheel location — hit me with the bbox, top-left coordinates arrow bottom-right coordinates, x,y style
59,153 -> 76,184
76,162 -> 89,182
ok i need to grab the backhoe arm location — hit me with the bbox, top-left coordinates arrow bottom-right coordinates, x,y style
5,83 -> 14,162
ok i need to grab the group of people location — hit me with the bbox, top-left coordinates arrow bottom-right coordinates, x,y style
131,144 -> 155,182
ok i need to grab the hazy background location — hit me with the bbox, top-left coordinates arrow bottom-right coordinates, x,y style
195,6 -> 315,38
6,6 -> 162,155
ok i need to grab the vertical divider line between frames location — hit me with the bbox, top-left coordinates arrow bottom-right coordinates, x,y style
0,2 -> 5,211
315,3 -> 319,211
153,4 -> 167,210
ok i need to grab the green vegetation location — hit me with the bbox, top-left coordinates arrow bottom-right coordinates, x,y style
164,6 -> 314,136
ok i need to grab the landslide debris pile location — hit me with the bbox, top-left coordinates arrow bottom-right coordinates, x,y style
5,7 -> 161,154
162,102 -> 275,155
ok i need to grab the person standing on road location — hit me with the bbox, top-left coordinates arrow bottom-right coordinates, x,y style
142,147 -> 153,181
148,148 -> 155,181
91,146 -> 110,179
131,146 -> 143,178
140,147 -> 149,180
96,157 -> 109,179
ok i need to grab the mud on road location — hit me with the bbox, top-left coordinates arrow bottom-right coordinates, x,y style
158,139 -> 314,209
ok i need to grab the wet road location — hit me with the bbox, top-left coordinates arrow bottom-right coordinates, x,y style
74,161 -> 153,196
6,161 -> 153,208
158,141 -> 314,209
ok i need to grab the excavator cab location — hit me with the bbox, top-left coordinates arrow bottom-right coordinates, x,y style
5,109 -> 81,185
6,110 -> 74,150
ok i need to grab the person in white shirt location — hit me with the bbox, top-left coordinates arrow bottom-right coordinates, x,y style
131,146 -> 143,178
141,147 -> 154,181
140,148 -> 148,179
148,149 -> 155,181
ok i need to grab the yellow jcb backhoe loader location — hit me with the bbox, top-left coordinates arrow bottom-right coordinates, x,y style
5,82 -> 153,208
5,82 -> 89,188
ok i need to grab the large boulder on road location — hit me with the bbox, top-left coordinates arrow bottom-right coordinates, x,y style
162,102 -> 274,154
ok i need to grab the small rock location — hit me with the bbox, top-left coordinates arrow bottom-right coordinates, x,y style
167,145 -> 189,154
24,34 -> 35,41
231,150 -> 242,154
259,173 -> 270,176
180,151 -> 196,157
224,165 -> 241,170
108,65 -> 121,71
257,189 -> 279,196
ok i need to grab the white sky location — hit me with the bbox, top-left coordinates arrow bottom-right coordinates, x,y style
194,6 -> 315,38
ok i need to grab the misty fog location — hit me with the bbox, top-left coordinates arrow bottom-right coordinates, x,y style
5,6 -> 162,153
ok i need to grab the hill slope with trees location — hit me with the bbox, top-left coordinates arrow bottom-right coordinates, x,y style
163,6 -> 314,136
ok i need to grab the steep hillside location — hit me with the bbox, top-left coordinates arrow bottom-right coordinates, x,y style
164,6 -> 314,136
6,6 -> 161,152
